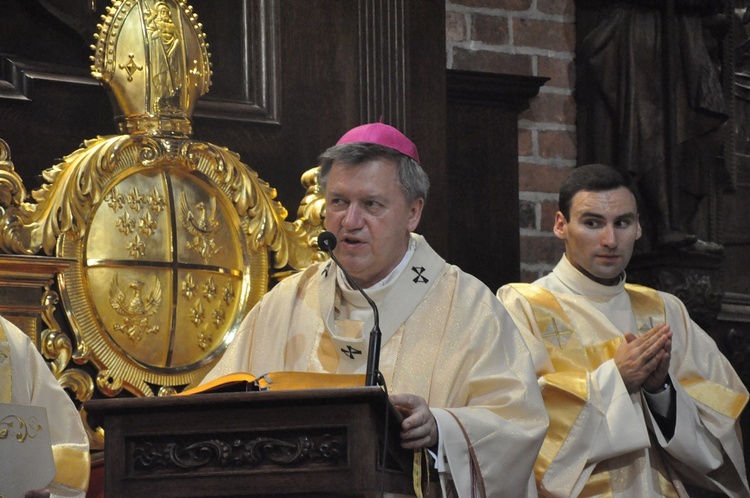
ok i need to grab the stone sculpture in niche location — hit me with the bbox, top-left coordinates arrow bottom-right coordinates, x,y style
576,0 -> 729,252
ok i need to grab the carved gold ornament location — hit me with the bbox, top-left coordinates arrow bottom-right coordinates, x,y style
0,0 -> 326,408
90,0 -> 212,135
48,133 -> 321,396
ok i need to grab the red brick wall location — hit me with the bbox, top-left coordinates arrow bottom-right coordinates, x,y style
446,0 -> 575,281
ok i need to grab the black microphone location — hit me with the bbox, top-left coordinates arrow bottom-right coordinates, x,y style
318,231 -> 382,387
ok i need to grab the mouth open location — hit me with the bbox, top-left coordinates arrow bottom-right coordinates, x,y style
341,236 -> 365,247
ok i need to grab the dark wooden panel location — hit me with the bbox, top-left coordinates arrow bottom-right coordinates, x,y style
0,57 -> 115,191
86,387 -> 414,497
446,70 -> 546,291
404,1 -> 448,255
190,0 -> 280,123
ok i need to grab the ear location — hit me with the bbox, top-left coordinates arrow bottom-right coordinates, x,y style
553,211 -> 567,241
407,198 -> 424,232
635,214 -> 642,240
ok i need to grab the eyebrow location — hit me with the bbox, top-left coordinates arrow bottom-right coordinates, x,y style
325,189 -> 388,203
578,211 -> 637,220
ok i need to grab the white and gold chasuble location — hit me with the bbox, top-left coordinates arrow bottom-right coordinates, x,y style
0,316 -> 90,497
205,234 -> 548,497
498,255 -> 750,497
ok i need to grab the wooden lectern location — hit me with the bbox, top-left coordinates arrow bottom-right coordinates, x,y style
85,387 -> 416,497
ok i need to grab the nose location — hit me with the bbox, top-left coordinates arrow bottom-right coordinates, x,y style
601,224 -> 617,248
341,204 -> 364,230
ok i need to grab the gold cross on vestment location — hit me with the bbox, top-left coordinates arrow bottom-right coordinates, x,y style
542,318 -> 573,348
638,316 -> 655,334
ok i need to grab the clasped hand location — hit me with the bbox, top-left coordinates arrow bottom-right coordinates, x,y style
390,393 -> 438,450
614,323 -> 672,394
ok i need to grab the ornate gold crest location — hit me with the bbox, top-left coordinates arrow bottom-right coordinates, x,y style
0,0 -> 327,440
54,138 -> 280,397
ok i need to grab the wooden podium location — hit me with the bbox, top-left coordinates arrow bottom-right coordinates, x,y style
85,387 -> 416,497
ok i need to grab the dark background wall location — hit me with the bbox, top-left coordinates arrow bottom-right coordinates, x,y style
0,0 -> 532,291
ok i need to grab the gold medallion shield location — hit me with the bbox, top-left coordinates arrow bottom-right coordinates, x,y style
0,0 -> 326,452
58,161 -> 267,396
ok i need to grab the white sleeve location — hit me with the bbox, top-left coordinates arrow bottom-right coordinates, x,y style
541,359 -> 651,497
645,379 -> 723,473
431,408 -> 471,497
588,358 -> 650,462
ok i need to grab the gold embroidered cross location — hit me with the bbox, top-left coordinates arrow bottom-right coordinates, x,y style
638,316 -> 655,334
542,318 -> 573,348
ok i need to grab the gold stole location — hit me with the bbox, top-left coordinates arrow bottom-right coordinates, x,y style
0,321 -> 10,403
510,283 -> 673,495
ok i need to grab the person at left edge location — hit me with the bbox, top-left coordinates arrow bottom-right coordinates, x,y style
201,122 -> 548,497
0,315 -> 90,497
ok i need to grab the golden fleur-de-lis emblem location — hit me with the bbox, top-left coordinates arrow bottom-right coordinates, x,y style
127,233 -> 146,259
190,300 -> 205,326
222,281 -> 235,305
138,210 -> 158,237
105,187 -> 125,212
116,211 -> 136,236
202,276 -> 217,301
197,327 -> 213,351
127,186 -> 146,212
147,186 -> 166,214
181,273 -> 196,299
211,308 -> 225,328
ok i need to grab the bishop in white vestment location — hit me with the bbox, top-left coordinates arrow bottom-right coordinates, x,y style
204,122 -> 548,497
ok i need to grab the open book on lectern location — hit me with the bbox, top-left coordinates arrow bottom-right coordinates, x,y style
180,371 -> 367,395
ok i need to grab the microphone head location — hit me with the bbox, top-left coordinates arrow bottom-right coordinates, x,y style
318,231 -> 337,251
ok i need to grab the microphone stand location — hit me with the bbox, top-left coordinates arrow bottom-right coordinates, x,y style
319,231 -> 392,498
318,232 -> 382,387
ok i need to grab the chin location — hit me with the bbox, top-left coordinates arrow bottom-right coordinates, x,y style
339,260 -> 367,277
596,271 -> 624,282
595,267 -> 619,277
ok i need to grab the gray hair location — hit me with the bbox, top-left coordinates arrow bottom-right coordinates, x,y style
318,142 -> 430,204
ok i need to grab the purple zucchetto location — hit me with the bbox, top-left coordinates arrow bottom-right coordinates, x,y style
336,122 -> 420,164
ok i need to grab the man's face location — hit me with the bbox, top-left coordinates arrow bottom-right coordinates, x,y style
324,158 -> 423,288
554,187 -> 642,285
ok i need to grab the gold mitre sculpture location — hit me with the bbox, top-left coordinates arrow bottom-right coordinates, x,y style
91,0 -> 211,135
0,0 -> 325,445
